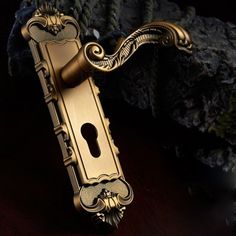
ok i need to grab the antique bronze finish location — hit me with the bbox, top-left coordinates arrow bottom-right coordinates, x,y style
61,21 -> 192,85
22,3 -> 192,228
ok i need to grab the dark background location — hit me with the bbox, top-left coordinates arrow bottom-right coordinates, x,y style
0,1 -> 236,235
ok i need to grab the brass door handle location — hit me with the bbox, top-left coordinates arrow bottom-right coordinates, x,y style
61,21 -> 192,85
21,3 -> 192,229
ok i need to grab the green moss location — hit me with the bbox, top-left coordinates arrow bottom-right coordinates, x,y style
211,93 -> 236,140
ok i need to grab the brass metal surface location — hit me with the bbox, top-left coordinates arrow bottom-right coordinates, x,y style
22,3 -> 192,229
61,21 -> 192,85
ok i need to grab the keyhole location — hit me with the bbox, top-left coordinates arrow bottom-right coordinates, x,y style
81,123 -> 101,158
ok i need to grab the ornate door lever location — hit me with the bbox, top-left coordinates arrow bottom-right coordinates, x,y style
22,4 -> 192,228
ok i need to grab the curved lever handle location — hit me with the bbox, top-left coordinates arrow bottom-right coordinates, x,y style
61,21 -> 192,85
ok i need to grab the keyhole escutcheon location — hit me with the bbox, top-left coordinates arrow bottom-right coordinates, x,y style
81,123 -> 101,158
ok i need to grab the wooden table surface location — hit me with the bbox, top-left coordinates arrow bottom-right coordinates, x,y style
1,1 -> 235,235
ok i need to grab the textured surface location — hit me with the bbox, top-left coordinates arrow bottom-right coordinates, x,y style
7,0 -> 236,171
